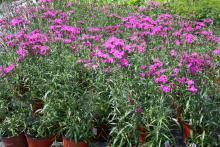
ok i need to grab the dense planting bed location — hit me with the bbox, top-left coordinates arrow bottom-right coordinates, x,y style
0,0 -> 219,146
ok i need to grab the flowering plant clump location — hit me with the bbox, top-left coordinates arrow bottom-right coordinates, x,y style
0,0 -> 220,146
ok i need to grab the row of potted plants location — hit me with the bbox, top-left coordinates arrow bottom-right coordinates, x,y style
0,0 -> 219,146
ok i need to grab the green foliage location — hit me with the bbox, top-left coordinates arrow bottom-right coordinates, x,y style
168,0 -> 220,25
0,0 -> 219,146
0,109 -> 27,137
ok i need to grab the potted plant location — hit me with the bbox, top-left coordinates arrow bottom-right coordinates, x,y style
0,110 -> 28,147
25,114 -> 55,147
91,91 -> 112,142
60,93 -> 93,147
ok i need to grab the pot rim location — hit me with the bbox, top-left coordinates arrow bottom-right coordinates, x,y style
62,135 -> 88,144
2,132 -> 25,139
25,133 -> 55,140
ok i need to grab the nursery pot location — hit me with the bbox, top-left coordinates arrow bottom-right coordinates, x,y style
137,126 -> 147,144
31,99 -> 44,114
2,132 -> 28,147
63,137 -> 89,147
55,134 -> 63,142
25,134 -> 54,147
93,124 -> 110,141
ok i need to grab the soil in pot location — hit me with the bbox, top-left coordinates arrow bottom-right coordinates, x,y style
93,124 -> 111,141
55,134 -> 63,142
2,132 -> 28,147
137,126 -> 147,144
25,134 -> 54,147
31,99 -> 44,115
63,137 -> 89,147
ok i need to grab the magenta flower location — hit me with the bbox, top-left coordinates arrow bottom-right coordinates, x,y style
212,49 -> 220,55
103,58 -> 114,63
175,40 -> 182,46
160,85 -> 171,93
186,79 -> 195,86
39,46 -> 50,55
66,2 -> 72,7
15,58 -> 21,63
187,85 -> 197,94
16,48 -> 27,58
173,31 -> 181,37
103,36 -> 125,49
88,27 -> 101,32
140,64 -> 146,70
176,77 -> 186,84
0,66 -> 3,77
154,75 -> 168,84
112,50 -> 124,59
203,18 -> 213,24
169,50 -> 177,57
135,107 -> 142,113
123,45 -> 133,53
201,79 -> 205,85
155,69 -> 166,76
184,34 -> 194,44
153,2 -> 159,7
169,82 -> 175,88
3,64 -> 15,74
10,16 -> 26,27
61,25 -> 80,34
102,67 -> 110,73
139,72 -> 146,78
137,46 -> 145,54
39,0 -> 53,3
120,58 -> 129,67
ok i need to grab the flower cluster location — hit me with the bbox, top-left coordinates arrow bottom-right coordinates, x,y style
0,0 -> 219,95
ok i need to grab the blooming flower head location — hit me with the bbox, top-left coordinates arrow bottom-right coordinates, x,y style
120,58 -> 129,67
140,64 -> 146,70
187,85 -> 197,94
176,77 -> 186,84
203,18 -> 213,24
212,46 -> 220,55
175,40 -> 182,46
16,48 -> 27,58
39,46 -> 50,55
139,72 -> 146,78
160,85 -> 171,93
169,50 -> 177,57
169,82 -> 175,88
155,75 -> 168,84
135,107 -> 142,113
184,34 -> 194,44
39,0 -> 53,3
3,64 -> 15,74
186,79 -> 195,86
